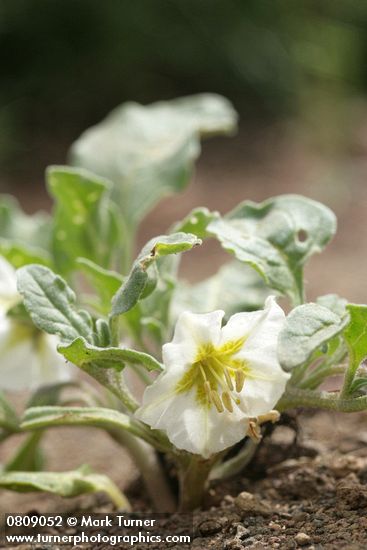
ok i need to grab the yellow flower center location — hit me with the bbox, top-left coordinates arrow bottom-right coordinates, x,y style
175,337 -> 250,413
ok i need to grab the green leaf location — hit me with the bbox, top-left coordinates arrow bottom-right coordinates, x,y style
0,195 -> 51,250
342,304 -> 367,395
0,242 -> 52,269
350,377 -> 367,395
47,166 -> 121,275
76,258 -> 123,315
26,382 -> 82,408
58,337 -> 162,372
21,406 -> 167,452
173,207 -> 220,239
70,94 -> 237,227
317,294 -> 348,317
23,406 -> 140,435
17,264 -> 94,343
4,432 -> 44,472
278,303 -> 348,371
172,261 -> 270,319
0,465 -> 130,509
0,391 -> 19,433
111,232 -> 201,316
208,195 -> 337,305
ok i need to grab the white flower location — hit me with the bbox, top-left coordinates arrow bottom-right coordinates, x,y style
0,316 -> 71,391
0,256 -> 20,311
0,256 -> 72,391
136,296 -> 290,458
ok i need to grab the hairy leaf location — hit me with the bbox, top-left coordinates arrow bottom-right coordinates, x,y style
47,166 -> 121,275
342,304 -> 367,394
172,261 -> 269,319
173,207 -> 220,239
70,94 -> 237,226
111,232 -> 201,316
17,264 -> 93,343
76,258 -> 123,314
58,337 -> 162,372
0,391 -> 19,433
0,465 -> 130,509
278,303 -> 347,371
208,195 -> 336,304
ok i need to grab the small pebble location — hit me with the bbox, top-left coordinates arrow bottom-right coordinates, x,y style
295,532 -> 312,546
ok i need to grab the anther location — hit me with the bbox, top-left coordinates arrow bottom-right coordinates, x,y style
222,391 -> 233,413
235,369 -> 246,393
210,390 -> 224,413
224,368 -> 234,391
247,419 -> 262,441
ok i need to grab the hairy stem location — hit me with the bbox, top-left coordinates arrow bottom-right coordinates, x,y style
177,456 -> 214,512
278,386 -> 367,412
111,429 -> 175,512
299,365 -> 346,390
210,439 -> 258,480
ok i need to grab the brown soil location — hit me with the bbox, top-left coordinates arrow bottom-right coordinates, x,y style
3,410 -> 367,549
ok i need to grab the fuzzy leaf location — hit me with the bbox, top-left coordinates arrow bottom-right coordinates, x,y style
70,94 -> 237,226
0,242 -> 52,269
208,195 -> 336,304
0,392 -> 19,433
17,264 -> 93,343
4,432 -> 44,472
47,166 -> 121,275
317,294 -> 348,317
111,232 -> 201,316
76,258 -> 123,314
173,207 -> 220,239
0,195 -> 51,250
58,337 -> 162,372
278,303 -> 347,371
0,465 -> 130,509
343,304 -> 367,389
22,406 -> 141,435
172,261 -> 269,319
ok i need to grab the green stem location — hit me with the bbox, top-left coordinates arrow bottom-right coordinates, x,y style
177,455 -> 214,512
100,478 -> 132,511
210,439 -> 258,480
299,365 -> 346,390
292,266 -> 305,307
278,386 -> 367,413
111,429 -> 175,512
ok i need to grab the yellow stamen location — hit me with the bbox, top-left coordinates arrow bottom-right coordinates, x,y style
224,367 -> 234,391
204,381 -> 212,398
222,391 -> 233,412
210,390 -> 224,413
235,369 -> 246,393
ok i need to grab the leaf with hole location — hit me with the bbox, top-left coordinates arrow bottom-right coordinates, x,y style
208,195 -> 336,304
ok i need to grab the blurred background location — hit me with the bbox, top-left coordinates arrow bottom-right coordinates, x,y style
1,0 -> 367,299
2,1 -> 367,513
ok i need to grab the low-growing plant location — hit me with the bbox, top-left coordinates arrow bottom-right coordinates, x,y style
0,94 -> 366,512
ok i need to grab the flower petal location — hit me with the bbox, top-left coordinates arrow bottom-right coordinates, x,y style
163,310 -> 224,370
136,373 -> 249,458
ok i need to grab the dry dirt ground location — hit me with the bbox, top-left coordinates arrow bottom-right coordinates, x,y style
1,122 -> 367,548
